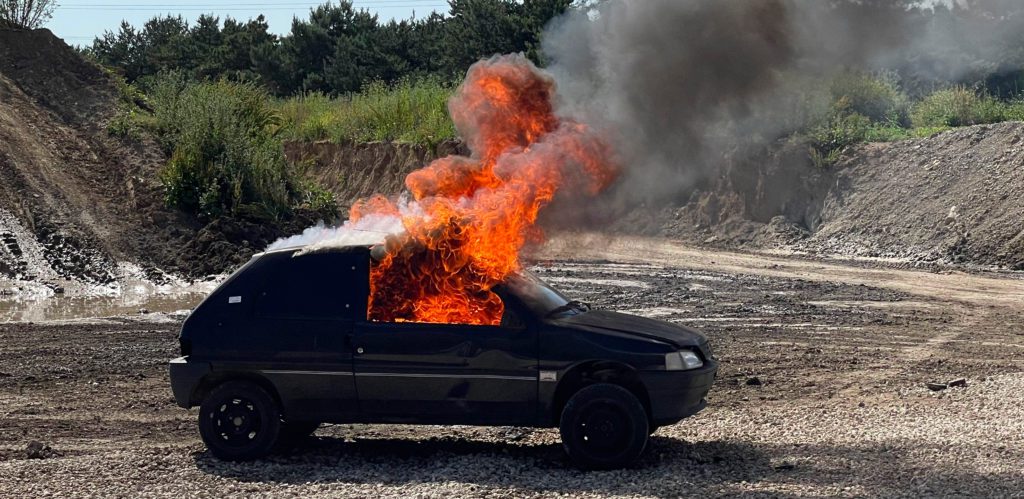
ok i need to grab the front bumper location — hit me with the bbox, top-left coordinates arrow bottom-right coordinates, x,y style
168,356 -> 211,408
640,359 -> 718,426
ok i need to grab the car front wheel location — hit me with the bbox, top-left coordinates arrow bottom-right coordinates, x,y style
559,383 -> 649,470
198,380 -> 281,461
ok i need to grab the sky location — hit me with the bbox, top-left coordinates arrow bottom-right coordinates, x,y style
48,0 -> 450,46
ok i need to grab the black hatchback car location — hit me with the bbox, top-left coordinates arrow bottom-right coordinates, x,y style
170,245 -> 717,469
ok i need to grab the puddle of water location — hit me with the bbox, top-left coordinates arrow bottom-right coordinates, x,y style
807,300 -> 934,310
0,293 -> 208,322
620,307 -> 692,318
683,316 -> 771,323
543,276 -> 650,289
0,274 -> 222,322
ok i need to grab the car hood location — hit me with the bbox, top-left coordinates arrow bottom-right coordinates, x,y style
550,309 -> 708,349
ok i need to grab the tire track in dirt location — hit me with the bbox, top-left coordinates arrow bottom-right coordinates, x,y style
544,233 -> 1024,368
544,234 -> 1024,309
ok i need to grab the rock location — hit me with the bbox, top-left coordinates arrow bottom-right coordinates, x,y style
745,376 -> 762,386
25,440 -> 55,459
947,378 -> 967,388
926,382 -> 948,391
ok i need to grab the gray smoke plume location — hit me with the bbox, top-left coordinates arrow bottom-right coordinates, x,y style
541,0 -> 1024,209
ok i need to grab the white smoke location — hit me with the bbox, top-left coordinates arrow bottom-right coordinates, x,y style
267,194 -> 427,252
265,214 -> 401,252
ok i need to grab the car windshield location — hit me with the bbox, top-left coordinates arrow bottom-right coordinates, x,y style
503,270 -> 590,317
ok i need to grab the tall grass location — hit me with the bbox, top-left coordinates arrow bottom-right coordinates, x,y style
910,86 -> 1020,128
276,76 -> 456,145
146,73 -> 335,220
805,72 -> 1024,168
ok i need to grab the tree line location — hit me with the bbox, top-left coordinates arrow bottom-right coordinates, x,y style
83,0 -> 573,96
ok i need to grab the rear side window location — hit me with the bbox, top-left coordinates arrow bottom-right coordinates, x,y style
256,251 -> 367,320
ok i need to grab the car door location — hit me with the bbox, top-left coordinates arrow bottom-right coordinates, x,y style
352,303 -> 538,426
249,249 -> 369,422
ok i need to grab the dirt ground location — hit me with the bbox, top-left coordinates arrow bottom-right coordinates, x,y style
1,237 -> 1022,497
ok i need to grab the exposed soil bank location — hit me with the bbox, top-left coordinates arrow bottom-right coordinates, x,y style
286,121 -> 1024,271
649,123 -> 1024,269
284,139 -> 467,214
803,122 -> 1024,268
0,28 -> 320,294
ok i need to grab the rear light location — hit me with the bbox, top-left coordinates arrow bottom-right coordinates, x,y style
179,338 -> 192,357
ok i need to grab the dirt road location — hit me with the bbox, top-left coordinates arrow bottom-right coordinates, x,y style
2,240 -> 1023,497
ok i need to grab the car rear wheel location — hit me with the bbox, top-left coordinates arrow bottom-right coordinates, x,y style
198,380 -> 281,461
559,383 -> 649,470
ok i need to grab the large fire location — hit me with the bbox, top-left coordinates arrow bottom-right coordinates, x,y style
350,55 -> 618,325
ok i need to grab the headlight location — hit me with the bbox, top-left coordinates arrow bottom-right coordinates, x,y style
665,350 -> 704,370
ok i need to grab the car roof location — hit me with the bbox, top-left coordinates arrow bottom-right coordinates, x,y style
252,243 -> 372,259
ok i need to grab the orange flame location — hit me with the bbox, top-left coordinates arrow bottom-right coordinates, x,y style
351,55 -> 618,325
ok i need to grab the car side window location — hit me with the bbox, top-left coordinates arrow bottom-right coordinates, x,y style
500,306 -> 526,330
256,252 -> 364,320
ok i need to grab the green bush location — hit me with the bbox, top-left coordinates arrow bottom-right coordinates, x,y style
107,107 -> 143,140
806,106 -> 871,168
1003,99 -> 1024,121
104,71 -> 149,141
911,86 -> 1008,128
148,75 -> 334,220
277,76 -> 456,145
829,71 -> 909,125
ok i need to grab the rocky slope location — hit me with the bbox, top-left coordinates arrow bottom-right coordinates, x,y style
641,123 -> 1024,270
801,123 -> 1024,269
0,28 -> 309,295
0,28 -> 180,293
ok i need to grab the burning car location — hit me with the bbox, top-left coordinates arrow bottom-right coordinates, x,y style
171,55 -> 717,470
169,245 -> 717,469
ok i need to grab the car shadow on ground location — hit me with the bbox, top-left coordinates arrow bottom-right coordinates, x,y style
192,431 -> 775,496
192,429 -> 1024,496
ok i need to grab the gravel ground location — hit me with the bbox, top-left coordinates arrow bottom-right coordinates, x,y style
2,243 -> 1023,497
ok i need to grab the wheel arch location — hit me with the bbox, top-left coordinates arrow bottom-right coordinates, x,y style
550,360 -> 653,426
191,371 -> 286,416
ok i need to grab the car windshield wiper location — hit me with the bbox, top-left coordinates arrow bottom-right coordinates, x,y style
546,300 -> 591,317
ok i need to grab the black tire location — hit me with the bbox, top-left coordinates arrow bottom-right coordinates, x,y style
198,380 -> 281,461
559,383 -> 649,470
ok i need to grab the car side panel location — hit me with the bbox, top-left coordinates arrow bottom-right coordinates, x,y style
352,321 -> 538,426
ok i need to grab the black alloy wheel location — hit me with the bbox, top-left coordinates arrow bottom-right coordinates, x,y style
559,383 -> 650,470
198,380 -> 281,461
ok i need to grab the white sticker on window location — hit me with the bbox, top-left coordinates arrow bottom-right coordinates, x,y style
228,296 -> 242,304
